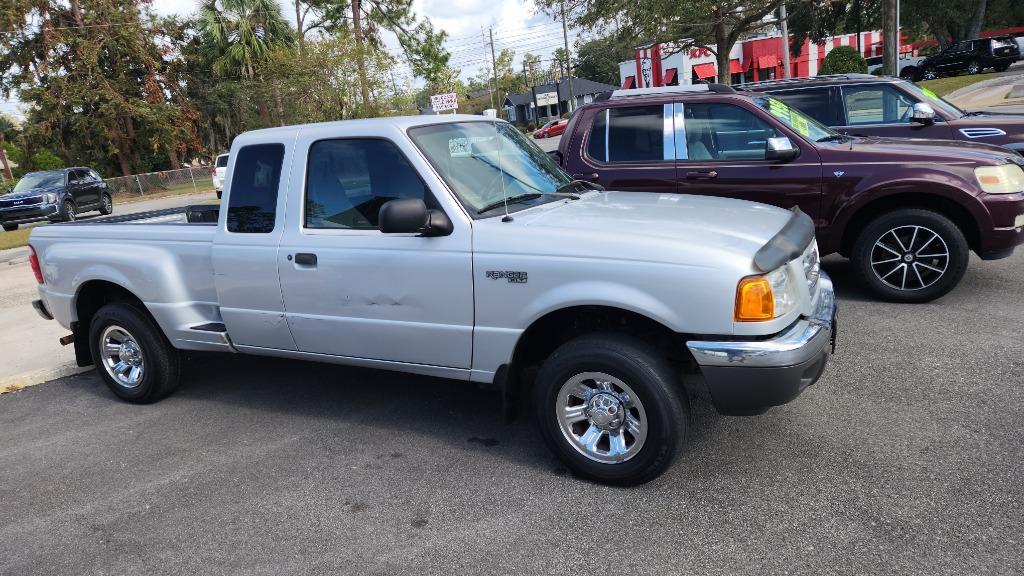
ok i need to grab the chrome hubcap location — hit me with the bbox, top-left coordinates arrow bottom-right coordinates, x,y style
871,225 -> 949,291
100,325 -> 145,388
556,372 -> 647,464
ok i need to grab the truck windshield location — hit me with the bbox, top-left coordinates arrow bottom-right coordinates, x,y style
753,96 -> 837,143
10,171 -> 63,193
408,121 -> 573,216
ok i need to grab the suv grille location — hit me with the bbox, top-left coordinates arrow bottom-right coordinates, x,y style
803,240 -> 820,294
0,196 -> 42,208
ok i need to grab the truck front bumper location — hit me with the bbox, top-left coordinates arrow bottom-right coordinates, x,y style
686,272 -> 837,416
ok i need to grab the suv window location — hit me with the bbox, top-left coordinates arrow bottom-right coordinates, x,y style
587,105 -> 669,163
841,85 -> 915,126
216,155 -> 229,168
682,103 -> 779,161
305,138 -> 428,230
768,87 -> 842,127
226,143 -> 284,234
88,169 -> 102,182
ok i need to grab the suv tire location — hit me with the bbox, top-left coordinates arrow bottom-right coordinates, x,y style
532,333 -> 687,486
852,208 -> 969,303
98,193 -> 113,215
57,199 -> 76,222
89,302 -> 182,403
2,223 -> 17,232
967,60 -> 981,75
994,62 -> 1010,72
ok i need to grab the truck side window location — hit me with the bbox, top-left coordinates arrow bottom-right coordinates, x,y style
587,105 -> 667,163
681,103 -> 779,161
842,85 -> 914,125
226,143 -> 284,234
770,88 -> 839,126
305,138 -> 429,230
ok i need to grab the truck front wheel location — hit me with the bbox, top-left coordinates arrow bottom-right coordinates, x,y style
532,333 -> 687,486
851,208 -> 969,303
89,302 -> 182,403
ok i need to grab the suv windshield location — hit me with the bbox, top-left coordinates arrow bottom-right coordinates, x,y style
752,96 -> 837,142
10,171 -> 63,194
408,121 -> 572,216
898,81 -> 965,117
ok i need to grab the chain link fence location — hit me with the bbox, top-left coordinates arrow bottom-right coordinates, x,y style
104,166 -> 214,202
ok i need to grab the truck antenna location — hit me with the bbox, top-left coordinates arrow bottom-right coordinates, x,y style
494,119 -> 512,222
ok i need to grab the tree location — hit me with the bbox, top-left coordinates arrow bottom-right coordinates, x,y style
542,0 -> 784,84
198,0 -> 295,80
819,46 -> 867,74
293,0 -> 349,52
574,35 -> 634,85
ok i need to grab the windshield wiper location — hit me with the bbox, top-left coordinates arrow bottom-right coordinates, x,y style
816,134 -> 850,143
556,179 -> 604,195
962,110 -> 986,117
477,193 -> 544,214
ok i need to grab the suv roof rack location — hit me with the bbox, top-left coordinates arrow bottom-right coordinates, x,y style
738,73 -> 880,89
595,83 -> 736,101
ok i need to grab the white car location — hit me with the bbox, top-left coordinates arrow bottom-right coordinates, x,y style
211,153 -> 228,199
28,115 -> 836,485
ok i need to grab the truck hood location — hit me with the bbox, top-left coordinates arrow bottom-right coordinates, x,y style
826,135 -> 1020,166
477,191 -> 796,270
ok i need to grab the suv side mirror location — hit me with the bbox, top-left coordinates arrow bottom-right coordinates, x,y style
910,102 -> 936,125
765,136 -> 799,162
378,198 -> 453,237
547,150 -> 563,166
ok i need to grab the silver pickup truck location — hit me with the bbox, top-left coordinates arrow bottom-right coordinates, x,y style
29,115 -> 836,485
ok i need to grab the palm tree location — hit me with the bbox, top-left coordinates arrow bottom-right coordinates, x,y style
199,0 -> 295,80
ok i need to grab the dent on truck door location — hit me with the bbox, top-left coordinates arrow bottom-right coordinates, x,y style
277,136 -> 474,369
212,142 -> 297,351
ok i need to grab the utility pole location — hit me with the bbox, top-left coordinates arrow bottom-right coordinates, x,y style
779,2 -> 791,78
854,0 -> 862,54
485,28 -> 497,112
559,0 -> 575,112
883,0 -> 897,75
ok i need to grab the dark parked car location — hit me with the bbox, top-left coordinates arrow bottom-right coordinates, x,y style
555,84 -> 1024,302
0,167 -> 112,231
915,36 -> 1020,79
746,75 -> 1024,155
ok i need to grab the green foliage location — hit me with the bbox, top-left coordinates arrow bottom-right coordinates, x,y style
574,35 -> 635,86
30,149 -> 64,171
198,0 -> 295,80
820,46 -> 868,74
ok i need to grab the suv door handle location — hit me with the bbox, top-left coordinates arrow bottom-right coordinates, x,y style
685,170 -> 718,180
572,173 -> 599,181
293,253 -> 317,266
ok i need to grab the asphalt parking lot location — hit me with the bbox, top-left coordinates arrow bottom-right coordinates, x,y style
2,250 -> 1023,575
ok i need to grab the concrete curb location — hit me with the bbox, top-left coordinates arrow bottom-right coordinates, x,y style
1010,84 -> 1024,99
0,363 -> 92,395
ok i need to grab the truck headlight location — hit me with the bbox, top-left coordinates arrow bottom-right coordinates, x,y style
975,164 -> 1024,194
734,267 -> 797,322
43,193 -> 57,204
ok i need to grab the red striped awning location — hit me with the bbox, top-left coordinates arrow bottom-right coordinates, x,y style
663,68 -> 678,85
693,63 -> 717,79
621,75 -> 636,89
729,59 -> 743,74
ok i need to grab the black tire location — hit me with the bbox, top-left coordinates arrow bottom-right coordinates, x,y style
532,333 -> 687,486
216,190 -> 222,200
967,60 -> 981,75
921,68 -> 937,81
851,208 -> 969,303
994,62 -> 1010,72
899,66 -> 917,80
59,199 -> 76,222
89,302 -> 182,403
98,193 -> 113,215
2,223 -> 17,232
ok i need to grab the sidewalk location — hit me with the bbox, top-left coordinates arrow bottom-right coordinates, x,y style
945,72 -> 1024,109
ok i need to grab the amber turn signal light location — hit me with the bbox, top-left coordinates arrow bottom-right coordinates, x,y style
735,275 -> 774,322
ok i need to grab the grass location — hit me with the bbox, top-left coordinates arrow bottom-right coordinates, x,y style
112,181 -> 214,204
916,72 -> 1001,97
0,228 -> 31,251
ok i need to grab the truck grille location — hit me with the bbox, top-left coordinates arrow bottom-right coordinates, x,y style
803,240 -> 820,294
0,196 -> 42,208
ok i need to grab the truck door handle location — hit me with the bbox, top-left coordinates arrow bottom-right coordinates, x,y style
294,253 -> 317,266
685,170 -> 718,180
572,173 -> 599,181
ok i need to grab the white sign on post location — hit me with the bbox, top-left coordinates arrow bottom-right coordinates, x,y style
430,92 -> 459,113
535,92 -> 558,106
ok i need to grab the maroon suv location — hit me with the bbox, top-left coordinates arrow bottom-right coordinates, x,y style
746,75 -> 1024,155
555,84 -> 1024,302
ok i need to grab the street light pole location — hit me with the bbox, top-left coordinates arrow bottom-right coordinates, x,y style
560,0 -> 575,112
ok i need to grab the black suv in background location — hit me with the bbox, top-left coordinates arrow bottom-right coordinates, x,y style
746,75 -> 1024,154
916,36 -> 1020,79
0,167 -> 113,231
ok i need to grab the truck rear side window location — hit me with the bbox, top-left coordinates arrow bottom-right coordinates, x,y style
587,105 -> 669,163
226,144 -> 284,234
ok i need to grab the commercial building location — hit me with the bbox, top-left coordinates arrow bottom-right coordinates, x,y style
503,77 -> 618,124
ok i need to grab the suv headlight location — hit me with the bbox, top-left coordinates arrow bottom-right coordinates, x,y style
975,164 -> 1024,194
43,193 -> 57,204
734,266 -> 798,322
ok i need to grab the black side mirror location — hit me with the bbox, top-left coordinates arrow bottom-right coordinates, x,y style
547,150 -> 563,167
765,136 -> 799,162
379,198 -> 453,237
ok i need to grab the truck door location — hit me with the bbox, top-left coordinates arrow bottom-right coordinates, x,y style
212,141 -> 297,351
277,131 -> 474,369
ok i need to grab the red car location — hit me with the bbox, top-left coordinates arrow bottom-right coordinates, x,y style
533,119 -> 568,139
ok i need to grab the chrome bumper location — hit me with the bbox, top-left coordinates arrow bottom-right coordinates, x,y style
687,272 -> 836,368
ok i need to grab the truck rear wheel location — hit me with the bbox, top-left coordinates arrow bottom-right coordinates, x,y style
89,302 -> 182,403
532,333 -> 687,486
851,208 -> 969,303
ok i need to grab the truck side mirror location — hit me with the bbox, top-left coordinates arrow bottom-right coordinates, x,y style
910,102 -> 936,125
765,136 -> 799,162
379,198 -> 453,237
547,150 -> 563,166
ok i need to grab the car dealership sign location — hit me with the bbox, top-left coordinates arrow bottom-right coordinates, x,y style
430,92 -> 459,112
